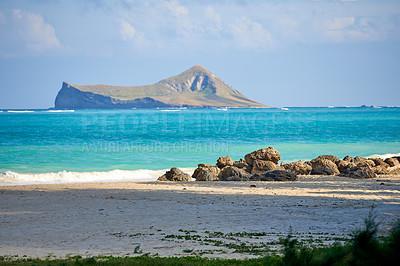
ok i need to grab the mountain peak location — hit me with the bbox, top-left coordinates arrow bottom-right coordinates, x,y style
189,65 -> 209,72
178,65 -> 213,78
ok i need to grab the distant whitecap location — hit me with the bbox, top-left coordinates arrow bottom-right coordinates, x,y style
7,110 -> 34,113
47,110 -> 75,113
160,109 -> 181,112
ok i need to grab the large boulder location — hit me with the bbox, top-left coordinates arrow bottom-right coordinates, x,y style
353,156 -> 366,164
387,165 -> 400,175
158,167 -> 191,181
373,165 -> 389,175
314,155 -> 341,165
233,159 -> 252,173
352,156 -> 375,168
251,159 -> 283,174
385,157 -> 400,167
249,173 -> 274,181
340,165 -> 377,179
252,170 -> 297,181
216,156 -> 234,168
244,147 -> 281,166
371,158 -> 390,168
192,164 -> 220,181
219,166 -> 252,181
281,160 -> 312,175
343,155 -> 353,162
337,160 -> 356,173
310,158 -> 340,175
369,158 -> 390,175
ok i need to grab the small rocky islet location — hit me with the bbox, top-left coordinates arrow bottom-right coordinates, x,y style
158,147 -> 400,182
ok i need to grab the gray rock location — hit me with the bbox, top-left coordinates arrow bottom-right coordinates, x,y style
219,166 -> 252,181
263,170 -> 297,181
340,165 -> 377,179
244,147 -> 281,166
192,164 -> 220,181
158,167 -> 191,181
310,158 -> 340,175
249,173 -> 274,181
216,156 -> 234,168
281,160 -> 312,175
251,159 -> 282,174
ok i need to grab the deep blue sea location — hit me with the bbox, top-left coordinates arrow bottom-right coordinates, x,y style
1,107 -> 400,184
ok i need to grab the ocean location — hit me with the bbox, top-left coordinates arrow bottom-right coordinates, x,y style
1,107 -> 400,185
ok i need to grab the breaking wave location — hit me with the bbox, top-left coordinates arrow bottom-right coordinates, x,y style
0,168 -> 195,186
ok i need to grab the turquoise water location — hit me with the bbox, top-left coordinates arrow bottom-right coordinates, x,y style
1,107 -> 400,173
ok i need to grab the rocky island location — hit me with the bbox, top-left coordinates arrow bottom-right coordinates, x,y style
54,65 -> 267,109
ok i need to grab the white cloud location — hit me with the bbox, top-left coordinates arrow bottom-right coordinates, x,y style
326,17 -> 355,30
165,0 -> 188,17
46,0 -> 398,56
321,16 -> 382,43
119,19 -> 150,48
205,6 -> 221,25
120,20 -> 136,40
231,17 -> 273,50
11,9 -> 62,53
0,11 -> 5,24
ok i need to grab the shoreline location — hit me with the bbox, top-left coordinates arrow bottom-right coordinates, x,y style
2,151 -> 400,186
1,175 -> 400,259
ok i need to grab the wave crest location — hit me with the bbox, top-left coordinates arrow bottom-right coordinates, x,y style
0,168 -> 195,186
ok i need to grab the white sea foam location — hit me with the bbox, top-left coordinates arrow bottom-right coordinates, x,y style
7,110 -> 34,113
160,109 -> 181,112
328,106 -> 334,108
365,153 -> 400,160
280,107 -> 289,110
46,110 -> 75,113
216,108 -> 228,111
0,168 -> 195,186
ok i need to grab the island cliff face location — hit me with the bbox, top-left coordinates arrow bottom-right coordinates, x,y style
55,65 -> 267,109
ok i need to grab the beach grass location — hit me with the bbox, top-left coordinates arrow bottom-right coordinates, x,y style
1,214 -> 399,266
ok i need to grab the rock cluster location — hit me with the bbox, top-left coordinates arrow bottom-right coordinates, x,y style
158,167 -> 191,181
158,147 -> 400,181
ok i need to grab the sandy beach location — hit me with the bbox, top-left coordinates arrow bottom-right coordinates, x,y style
1,175 -> 400,259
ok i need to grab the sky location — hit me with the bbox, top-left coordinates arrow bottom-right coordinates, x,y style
0,0 -> 399,108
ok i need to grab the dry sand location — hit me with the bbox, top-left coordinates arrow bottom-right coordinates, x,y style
1,175 -> 400,259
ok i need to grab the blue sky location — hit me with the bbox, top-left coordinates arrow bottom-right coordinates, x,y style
0,0 -> 399,108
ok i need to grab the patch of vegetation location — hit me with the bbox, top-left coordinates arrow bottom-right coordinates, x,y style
0,255 -> 269,265
1,213 -> 399,265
